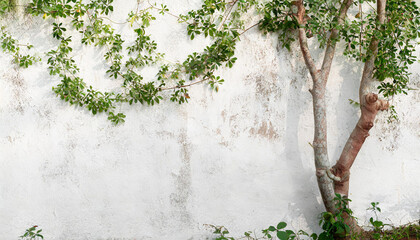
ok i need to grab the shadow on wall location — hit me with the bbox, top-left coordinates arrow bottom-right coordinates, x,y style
280,43 -> 323,230
332,54 -> 361,161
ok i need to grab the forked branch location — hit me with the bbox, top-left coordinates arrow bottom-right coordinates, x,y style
296,0 -> 355,213
332,0 -> 389,196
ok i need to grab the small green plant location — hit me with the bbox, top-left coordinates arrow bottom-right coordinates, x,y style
318,194 -> 354,239
19,225 -> 43,240
377,222 -> 420,240
207,225 -> 234,240
208,222 -> 316,240
208,198 -> 419,240
263,222 -> 318,240
364,202 -> 420,240
367,202 -> 386,239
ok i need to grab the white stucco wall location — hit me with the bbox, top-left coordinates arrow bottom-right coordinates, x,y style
0,1 -> 419,239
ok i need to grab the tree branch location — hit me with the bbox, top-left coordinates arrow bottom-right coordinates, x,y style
332,0 -> 388,196
359,0 -> 386,101
332,93 -> 389,195
296,0 -> 318,80
296,0 -> 340,213
320,0 -> 353,82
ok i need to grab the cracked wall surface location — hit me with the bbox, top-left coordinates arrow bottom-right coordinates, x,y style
0,0 -> 419,239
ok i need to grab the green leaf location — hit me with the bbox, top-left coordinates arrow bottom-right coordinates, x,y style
373,232 -> 381,239
277,222 -> 287,229
276,230 -> 289,240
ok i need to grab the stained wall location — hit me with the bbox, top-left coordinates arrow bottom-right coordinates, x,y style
0,1 -> 419,239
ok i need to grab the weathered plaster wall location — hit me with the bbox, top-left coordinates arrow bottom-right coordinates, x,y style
0,1 -> 419,239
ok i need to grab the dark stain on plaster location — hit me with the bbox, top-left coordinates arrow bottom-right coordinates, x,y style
377,119 -> 401,151
41,154 -> 75,183
228,113 -> 240,138
214,128 -> 230,147
221,110 -> 227,122
35,105 -> 55,129
408,73 -> 420,138
254,73 -> 279,100
247,74 -> 283,140
42,124 -> 79,185
249,120 -> 279,140
169,129 -> 192,226
156,130 -> 176,139
376,73 -> 420,150
6,131 -> 23,144
5,68 -> 28,114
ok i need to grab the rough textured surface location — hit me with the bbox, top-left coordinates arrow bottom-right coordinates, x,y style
0,1 -> 419,239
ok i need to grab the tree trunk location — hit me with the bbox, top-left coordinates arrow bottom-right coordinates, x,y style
331,0 -> 388,197
295,0 -> 353,213
332,94 -> 389,196
296,2 -> 391,235
311,79 -> 337,213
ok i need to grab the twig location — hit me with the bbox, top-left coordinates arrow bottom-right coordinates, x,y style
239,22 -> 260,36
217,0 -> 239,31
160,76 -> 209,91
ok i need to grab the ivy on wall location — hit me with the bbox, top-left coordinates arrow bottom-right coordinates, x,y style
0,0 -> 261,123
0,0 -> 418,123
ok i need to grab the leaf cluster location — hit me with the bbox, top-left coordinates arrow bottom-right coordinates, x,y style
2,0 -> 419,124
0,0 -> 259,123
19,225 -> 43,240
318,194 -> 354,239
340,0 -> 419,99
260,0 -> 419,103
0,0 -> 16,15
258,0 -> 298,50
0,27 -> 39,68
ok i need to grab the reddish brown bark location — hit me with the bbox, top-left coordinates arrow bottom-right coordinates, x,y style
332,94 -> 389,196
331,0 -> 388,197
296,1 -> 389,228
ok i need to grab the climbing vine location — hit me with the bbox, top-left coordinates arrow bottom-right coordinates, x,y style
1,0 -> 420,238
0,0 -> 261,123
0,27 -> 39,67
1,0 -> 418,123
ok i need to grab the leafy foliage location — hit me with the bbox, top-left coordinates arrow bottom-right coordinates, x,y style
339,0 -> 420,98
19,225 -> 43,240
259,0 -> 419,121
209,198 -> 419,240
0,0 -> 16,15
0,0 -> 260,123
317,194 -> 354,239
1,0 -> 418,123
258,0 -> 298,50
0,27 -> 39,67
